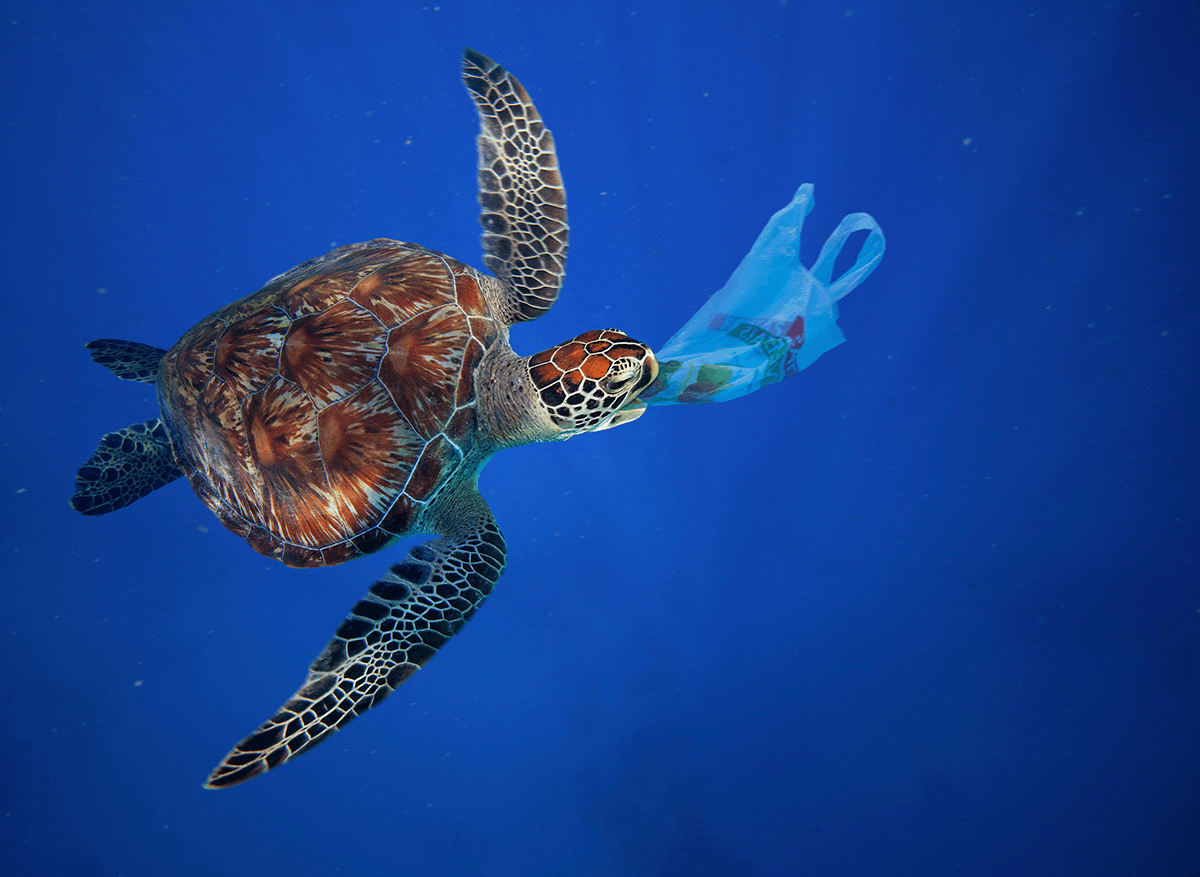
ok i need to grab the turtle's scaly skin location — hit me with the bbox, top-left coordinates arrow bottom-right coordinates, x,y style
529,329 -> 659,432
158,242 -> 502,569
463,48 -> 567,322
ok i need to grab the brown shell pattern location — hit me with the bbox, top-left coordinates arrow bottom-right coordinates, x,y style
158,241 -> 500,568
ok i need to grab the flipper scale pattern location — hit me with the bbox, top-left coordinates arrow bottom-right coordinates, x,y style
205,515 -> 506,788
462,48 -> 568,322
85,338 -> 168,384
69,418 -> 183,515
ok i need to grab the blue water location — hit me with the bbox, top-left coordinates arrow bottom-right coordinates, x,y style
3,2 -> 1198,874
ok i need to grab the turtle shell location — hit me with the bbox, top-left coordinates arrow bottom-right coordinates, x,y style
158,240 -> 502,568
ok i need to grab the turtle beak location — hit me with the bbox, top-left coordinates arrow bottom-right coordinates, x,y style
596,399 -> 647,431
595,354 -> 658,431
642,354 -> 660,390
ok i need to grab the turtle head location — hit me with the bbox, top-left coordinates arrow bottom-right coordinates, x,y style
528,329 -> 658,437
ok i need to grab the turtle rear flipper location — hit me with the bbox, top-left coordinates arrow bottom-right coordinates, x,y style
85,338 -> 167,383
204,502 -> 506,789
70,418 -> 183,515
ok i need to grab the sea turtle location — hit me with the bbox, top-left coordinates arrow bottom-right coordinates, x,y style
70,49 -> 658,789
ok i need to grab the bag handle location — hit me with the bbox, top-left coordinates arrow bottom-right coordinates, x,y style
810,212 -> 886,301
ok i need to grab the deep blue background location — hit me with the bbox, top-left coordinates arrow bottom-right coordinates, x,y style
2,2 -> 1198,875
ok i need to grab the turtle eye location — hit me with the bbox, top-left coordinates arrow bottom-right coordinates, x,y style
602,374 -> 632,393
602,361 -> 639,394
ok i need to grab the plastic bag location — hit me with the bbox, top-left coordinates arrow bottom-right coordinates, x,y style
639,184 -> 885,406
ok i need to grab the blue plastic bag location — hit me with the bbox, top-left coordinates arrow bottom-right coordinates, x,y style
639,184 -> 885,406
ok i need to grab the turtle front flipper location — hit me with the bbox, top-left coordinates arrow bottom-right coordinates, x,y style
204,509 -> 507,789
462,48 -> 568,323
70,418 -> 183,515
85,338 -> 168,383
